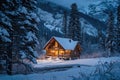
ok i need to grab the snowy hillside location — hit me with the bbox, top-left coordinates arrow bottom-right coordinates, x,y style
88,0 -> 119,22
81,18 -> 98,37
37,8 -> 63,33
46,0 -> 119,22
37,7 -> 98,37
45,0 -> 104,13
37,0 -> 119,38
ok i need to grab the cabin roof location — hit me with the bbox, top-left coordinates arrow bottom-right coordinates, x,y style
44,36 -> 79,50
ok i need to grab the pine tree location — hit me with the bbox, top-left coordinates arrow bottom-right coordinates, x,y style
98,30 -> 105,50
0,0 -> 13,75
117,5 -> 120,52
0,0 -> 40,74
105,11 -> 115,56
62,11 -> 67,38
68,3 -> 82,43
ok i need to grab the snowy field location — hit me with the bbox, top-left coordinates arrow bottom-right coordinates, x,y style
0,57 -> 120,80
34,57 -> 120,68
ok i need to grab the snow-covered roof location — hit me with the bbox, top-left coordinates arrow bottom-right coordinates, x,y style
44,36 -> 79,50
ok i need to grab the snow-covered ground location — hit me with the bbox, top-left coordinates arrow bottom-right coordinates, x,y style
34,57 -> 120,68
0,57 -> 120,80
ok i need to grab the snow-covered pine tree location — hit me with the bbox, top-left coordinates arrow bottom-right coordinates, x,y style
62,11 -> 67,38
0,7 -> 12,74
117,5 -> 120,52
17,0 -> 40,63
0,0 -> 40,74
68,3 -> 82,43
105,11 -> 115,56
98,30 -> 105,50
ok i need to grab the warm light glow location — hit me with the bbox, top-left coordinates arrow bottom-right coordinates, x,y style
50,50 -> 65,56
55,51 -> 58,56
50,50 -> 58,56
51,50 -> 55,53
58,50 -> 64,55
59,50 -> 64,53
65,50 -> 71,53
55,42 -> 58,47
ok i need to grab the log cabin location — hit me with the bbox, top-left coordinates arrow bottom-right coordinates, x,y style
43,36 -> 82,59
